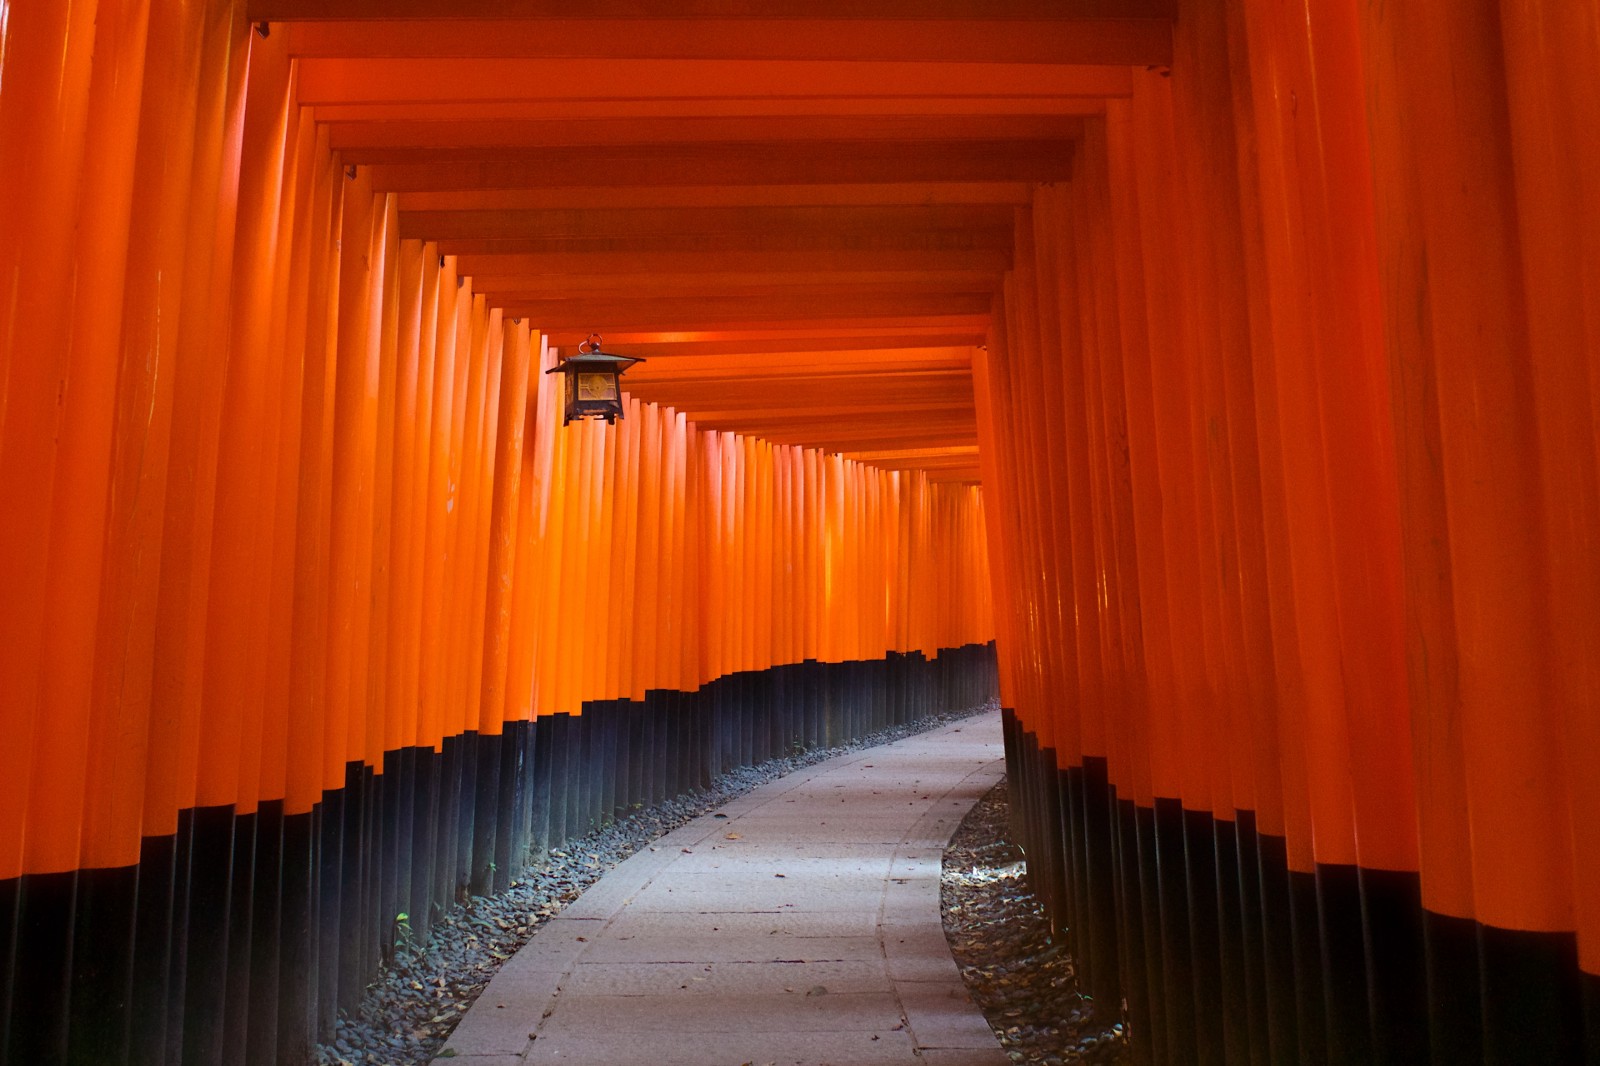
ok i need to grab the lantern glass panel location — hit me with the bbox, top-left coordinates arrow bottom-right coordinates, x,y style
578,372 -> 617,402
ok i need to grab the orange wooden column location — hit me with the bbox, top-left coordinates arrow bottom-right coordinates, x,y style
55,0 -> 160,883
364,194 -> 402,770
478,317 -> 533,733
0,0 -> 102,886
1493,6 -> 1600,1001
386,239 -> 431,754
417,255 -> 462,760
139,0 -> 252,857
257,82 -> 323,819
194,25 -> 293,818
1358,1 -> 1593,1059
23,0 -> 152,877
283,133 -> 346,821
503,332 -> 551,722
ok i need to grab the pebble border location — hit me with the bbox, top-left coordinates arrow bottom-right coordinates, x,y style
316,699 -> 1000,1066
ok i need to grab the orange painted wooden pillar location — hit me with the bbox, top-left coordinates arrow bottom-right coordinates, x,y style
325,164 -> 382,782
480,319 -> 533,732
417,256 -> 461,762
284,133 -> 343,820
366,195 -> 402,769
6,1 -> 154,1058
501,331 -> 546,724
387,239 -> 431,754
195,22 -> 290,820
0,0 -> 102,900
31,0 -> 154,881
259,96 -> 318,817
84,0 -> 220,902
1358,1 -> 1595,1059
1493,9 -> 1600,1020
131,0 -> 248,887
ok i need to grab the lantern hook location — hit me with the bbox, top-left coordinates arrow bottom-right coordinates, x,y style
578,333 -> 603,355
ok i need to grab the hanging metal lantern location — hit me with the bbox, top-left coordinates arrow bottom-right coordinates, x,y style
546,334 -> 644,425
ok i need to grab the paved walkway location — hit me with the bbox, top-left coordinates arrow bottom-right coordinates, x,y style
436,710 -> 1008,1066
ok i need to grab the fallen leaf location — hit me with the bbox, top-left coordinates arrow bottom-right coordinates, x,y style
725,832 -> 742,840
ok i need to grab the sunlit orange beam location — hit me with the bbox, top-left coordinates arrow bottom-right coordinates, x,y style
396,183 -> 1036,212
308,97 -> 1112,122
296,58 -> 1134,107
467,274 -> 1002,300
283,18 -> 1172,67
334,115 -> 1085,152
543,335 -> 984,357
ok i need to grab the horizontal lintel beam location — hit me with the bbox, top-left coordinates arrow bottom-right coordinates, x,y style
366,140 -> 1073,192
456,249 -> 1010,275
286,18 -> 1171,67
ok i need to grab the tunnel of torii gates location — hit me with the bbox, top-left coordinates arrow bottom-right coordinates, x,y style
0,1 -> 1598,1064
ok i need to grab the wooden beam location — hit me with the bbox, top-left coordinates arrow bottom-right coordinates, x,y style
624,352 -> 972,372
628,375 -> 974,396
552,334 -> 984,357
497,293 -> 992,328
545,327 -> 982,348
331,115 -> 1086,152
259,0 -> 1174,22
395,183 -> 1036,212
845,445 -> 981,461
677,414 -> 976,437
454,249 -> 1011,275
632,384 -> 975,409
531,312 -> 989,332
620,346 -> 974,371
309,96 -> 1111,122
445,236 -> 1009,259
703,428 -> 981,451
401,203 -> 1015,241
296,58 -> 1133,106
286,18 -> 1172,66
465,272 -> 1001,300
487,283 -> 996,308
657,403 -> 975,422
366,140 -> 1072,192
626,374 -> 974,400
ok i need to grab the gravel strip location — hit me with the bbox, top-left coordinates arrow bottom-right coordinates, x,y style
315,700 -> 998,1066
941,779 -> 1131,1066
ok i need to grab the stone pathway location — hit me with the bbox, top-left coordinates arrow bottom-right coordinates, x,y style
435,710 -> 1008,1066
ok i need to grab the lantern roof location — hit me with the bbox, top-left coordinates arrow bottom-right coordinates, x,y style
546,349 -> 644,374
547,335 -> 644,376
